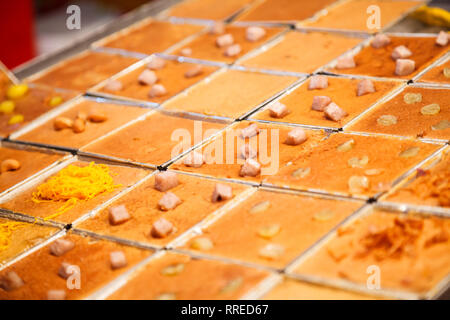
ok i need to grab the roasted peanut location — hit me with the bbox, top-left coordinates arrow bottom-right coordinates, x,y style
87,111 -> 107,123
72,118 -> 86,133
53,117 -> 73,130
1,159 -> 21,173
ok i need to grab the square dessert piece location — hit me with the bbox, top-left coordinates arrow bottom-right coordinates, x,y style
239,31 -> 363,74
0,233 -> 152,300
76,173 -> 249,247
252,76 -> 400,128
0,84 -> 76,137
172,25 -> 285,64
13,98 -> 149,150
0,160 -> 149,224
327,35 -> 449,79
96,19 -> 203,55
347,87 -> 450,140
167,0 -> 253,20
263,277 -> 380,300
181,189 -> 363,269
383,148 -> 450,209
82,111 -> 227,167
107,252 -> 269,300
265,133 -> 441,198
417,56 -> 450,85
93,58 -> 218,104
0,145 -> 64,193
302,0 -> 423,33
170,121 -> 327,184
236,0 -> 336,22
28,51 -> 139,92
0,218 -> 59,267
293,208 -> 450,295
163,69 -> 298,118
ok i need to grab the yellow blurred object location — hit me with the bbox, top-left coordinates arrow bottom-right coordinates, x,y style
0,100 -> 15,114
410,5 -> 450,28
48,95 -> 63,107
8,114 -> 24,125
6,84 -> 29,99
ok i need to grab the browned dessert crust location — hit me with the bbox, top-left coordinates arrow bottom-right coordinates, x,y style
173,25 -> 284,64
266,133 -> 440,197
0,218 -> 58,267
328,36 -> 449,79
82,112 -> 226,166
99,20 -> 204,55
0,86 -> 76,137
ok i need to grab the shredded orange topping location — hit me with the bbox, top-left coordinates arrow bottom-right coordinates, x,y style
406,156 -> 450,207
32,162 -> 121,220
0,221 -> 27,252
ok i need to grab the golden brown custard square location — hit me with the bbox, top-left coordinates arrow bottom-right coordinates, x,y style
170,121 -> 327,184
347,87 -> 450,140
108,252 -> 269,300
0,218 -> 59,267
182,190 -> 362,268
163,69 -> 298,119
239,31 -> 362,74
81,111 -> 227,167
0,160 -> 149,223
266,133 -> 441,198
14,98 -> 149,150
327,36 -> 449,79
294,208 -> 450,295
0,233 -> 152,300
417,57 -> 450,85
384,149 -> 450,208
98,20 -> 203,55
236,0 -> 336,22
0,85 -> 76,137
29,51 -> 139,92
94,59 -> 218,104
302,0 -> 423,33
77,174 -> 249,246
252,76 -> 400,128
172,25 -> 285,64
167,0 -> 253,20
